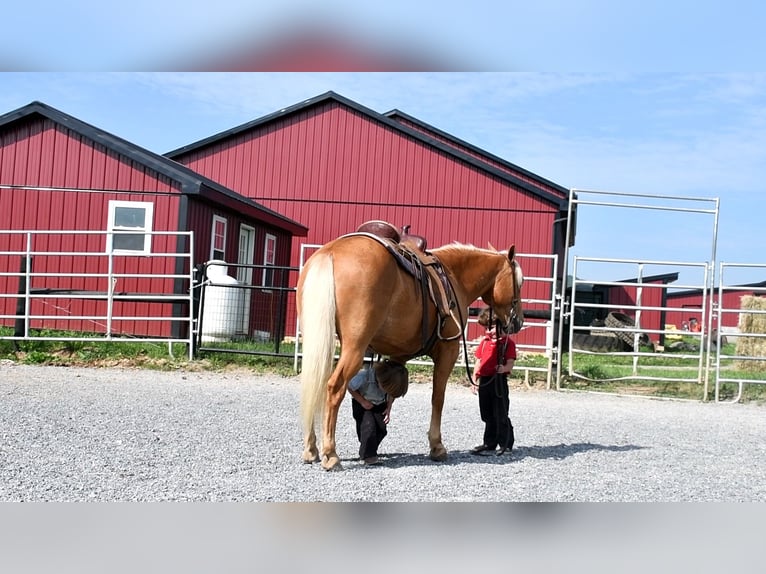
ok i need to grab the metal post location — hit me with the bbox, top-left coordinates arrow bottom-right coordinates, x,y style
13,251 -> 31,343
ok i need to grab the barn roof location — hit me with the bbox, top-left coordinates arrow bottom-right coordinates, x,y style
165,90 -> 569,209
567,271 -> 680,291
383,108 -> 569,199
668,279 -> 766,297
0,101 -> 308,236
618,272 -> 680,285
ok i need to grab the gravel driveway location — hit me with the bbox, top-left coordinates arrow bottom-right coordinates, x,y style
2,363 -> 765,501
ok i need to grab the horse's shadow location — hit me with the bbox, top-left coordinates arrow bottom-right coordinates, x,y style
344,443 -> 646,469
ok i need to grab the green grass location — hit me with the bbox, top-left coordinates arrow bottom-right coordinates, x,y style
2,327 -> 765,402
0,327 -> 194,370
558,339 -> 766,403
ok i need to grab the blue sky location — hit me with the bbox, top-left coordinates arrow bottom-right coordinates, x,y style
1,72 -> 764,288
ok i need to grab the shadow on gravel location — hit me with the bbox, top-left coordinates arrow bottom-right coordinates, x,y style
344,442 -> 645,469
512,442 -> 645,461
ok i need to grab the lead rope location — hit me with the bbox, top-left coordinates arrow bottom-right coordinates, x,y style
492,317 -> 514,452
455,301 -> 478,387
465,307 -> 504,390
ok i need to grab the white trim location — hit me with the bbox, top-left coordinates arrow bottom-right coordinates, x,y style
237,224 -> 256,336
237,224 -> 256,285
210,215 -> 228,261
106,200 -> 154,255
262,233 -> 277,289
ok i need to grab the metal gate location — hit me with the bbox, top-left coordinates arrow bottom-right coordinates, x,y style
0,229 -> 195,359
194,260 -> 298,358
713,262 -> 766,401
557,189 -> 722,398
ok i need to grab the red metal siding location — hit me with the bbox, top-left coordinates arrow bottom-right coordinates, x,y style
665,290 -> 760,331
606,281 -> 669,342
664,293 -> 706,330
185,198 -> 295,337
174,101 -> 561,347
0,118 -> 184,337
177,102 -> 559,254
390,114 -> 568,200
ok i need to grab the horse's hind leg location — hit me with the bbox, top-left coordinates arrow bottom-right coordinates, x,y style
302,425 -> 319,463
320,349 -> 366,471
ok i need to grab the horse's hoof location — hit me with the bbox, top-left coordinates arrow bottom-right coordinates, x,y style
302,450 -> 319,464
429,447 -> 448,462
321,456 -> 343,471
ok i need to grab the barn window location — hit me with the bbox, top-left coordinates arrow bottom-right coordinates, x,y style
262,233 -> 277,289
106,200 -> 154,254
210,215 -> 227,261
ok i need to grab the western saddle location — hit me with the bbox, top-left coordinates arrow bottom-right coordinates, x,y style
349,220 -> 461,355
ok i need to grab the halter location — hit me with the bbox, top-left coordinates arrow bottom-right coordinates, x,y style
489,259 -> 522,335
505,260 -> 522,334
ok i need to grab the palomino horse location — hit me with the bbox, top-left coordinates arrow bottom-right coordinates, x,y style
297,234 -> 524,470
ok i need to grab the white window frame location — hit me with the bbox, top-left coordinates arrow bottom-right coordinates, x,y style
262,233 -> 277,290
106,200 -> 154,255
237,224 -> 256,286
210,215 -> 228,261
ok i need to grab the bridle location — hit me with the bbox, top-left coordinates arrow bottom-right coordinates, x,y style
500,259 -> 522,335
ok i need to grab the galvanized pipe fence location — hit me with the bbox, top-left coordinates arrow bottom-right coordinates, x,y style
0,229 -> 195,359
4,192 -> 765,404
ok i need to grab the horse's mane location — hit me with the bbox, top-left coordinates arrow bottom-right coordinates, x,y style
433,242 -> 523,286
431,242 -> 498,256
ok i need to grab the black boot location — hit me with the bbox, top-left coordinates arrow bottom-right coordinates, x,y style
497,425 -> 515,456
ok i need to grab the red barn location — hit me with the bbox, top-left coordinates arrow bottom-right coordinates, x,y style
167,91 -> 573,347
0,101 -> 306,340
666,281 -> 766,333
606,272 -> 679,343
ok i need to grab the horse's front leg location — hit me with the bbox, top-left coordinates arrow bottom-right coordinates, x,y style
427,384 -> 448,462
428,346 -> 459,462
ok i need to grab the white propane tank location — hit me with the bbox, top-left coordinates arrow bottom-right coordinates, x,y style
201,261 -> 245,342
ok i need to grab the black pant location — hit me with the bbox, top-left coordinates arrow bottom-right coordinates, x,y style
477,374 -> 514,450
351,399 -> 388,459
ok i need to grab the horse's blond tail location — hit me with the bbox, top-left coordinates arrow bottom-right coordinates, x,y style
299,253 -> 337,436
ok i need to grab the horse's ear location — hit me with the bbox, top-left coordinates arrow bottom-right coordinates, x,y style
487,241 -> 497,251
507,244 -> 516,261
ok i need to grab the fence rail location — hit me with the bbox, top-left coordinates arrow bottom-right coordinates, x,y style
0,230 -> 195,359
4,227 -> 766,404
714,262 -> 766,402
194,259 -> 298,358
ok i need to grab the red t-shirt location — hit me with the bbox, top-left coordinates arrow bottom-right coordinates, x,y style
475,335 -> 517,377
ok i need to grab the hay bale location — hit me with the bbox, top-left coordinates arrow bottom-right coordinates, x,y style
735,295 -> 766,371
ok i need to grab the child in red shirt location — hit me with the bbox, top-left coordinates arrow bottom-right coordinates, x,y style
471,308 -> 516,455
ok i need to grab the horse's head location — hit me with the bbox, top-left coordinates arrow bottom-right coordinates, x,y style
483,245 -> 524,334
